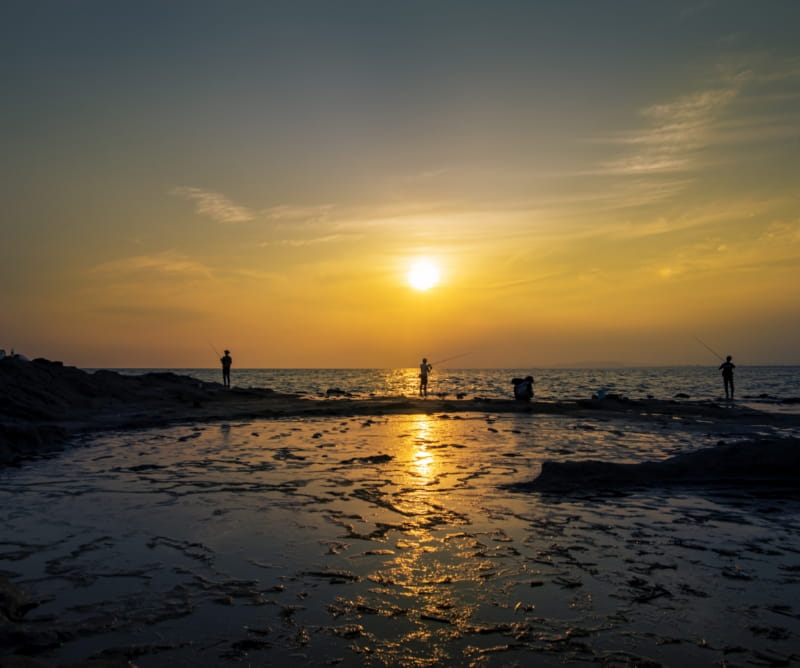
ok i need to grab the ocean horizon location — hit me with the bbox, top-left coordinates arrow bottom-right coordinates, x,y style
91,365 -> 800,407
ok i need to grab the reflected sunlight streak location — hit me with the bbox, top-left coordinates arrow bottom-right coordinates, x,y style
411,416 -> 438,483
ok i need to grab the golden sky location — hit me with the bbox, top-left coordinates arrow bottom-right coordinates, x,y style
2,1 -> 799,367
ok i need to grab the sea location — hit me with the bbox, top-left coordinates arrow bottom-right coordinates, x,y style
98,366 -> 800,408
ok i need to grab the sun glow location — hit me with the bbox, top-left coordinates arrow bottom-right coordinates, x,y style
407,259 -> 440,290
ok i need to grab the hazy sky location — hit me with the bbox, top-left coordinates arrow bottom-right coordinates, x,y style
2,0 -> 799,368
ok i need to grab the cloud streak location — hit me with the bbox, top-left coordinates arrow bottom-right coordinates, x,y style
171,187 -> 255,223
261,204 -> 334,223
594,54 -> 800,180
599,86 -> 739,175
261,233 -> 363,247
90,250 -> 212,279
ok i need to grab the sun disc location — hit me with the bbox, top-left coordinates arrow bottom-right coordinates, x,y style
407,259 -> 440,290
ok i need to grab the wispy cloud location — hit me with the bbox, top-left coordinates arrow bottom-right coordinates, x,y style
578,193 -> 787,244
90,250 -> 212,279
598,87 -> 739,175
170,186 -> 254,223
261,204 -> 334,223
595,54 -> 800,179
260,200 -> 462,236
261,233 -> 363,247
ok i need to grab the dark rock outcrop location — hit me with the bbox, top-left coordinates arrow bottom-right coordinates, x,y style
0,357 -> 219,465
510,437 -> 800,492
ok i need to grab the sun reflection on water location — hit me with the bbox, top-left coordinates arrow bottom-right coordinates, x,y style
347,415 -> 497,664
409,415 -> 438,482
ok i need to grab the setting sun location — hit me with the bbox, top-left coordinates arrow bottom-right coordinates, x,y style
407,259 -> 440,290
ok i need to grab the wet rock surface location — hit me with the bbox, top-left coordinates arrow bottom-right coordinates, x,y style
2,410 -> 799,666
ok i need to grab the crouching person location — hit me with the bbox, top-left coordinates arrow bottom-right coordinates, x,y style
512,375 -> 534,401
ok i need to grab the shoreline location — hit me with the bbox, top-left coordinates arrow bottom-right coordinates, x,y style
2,356 -> 798,467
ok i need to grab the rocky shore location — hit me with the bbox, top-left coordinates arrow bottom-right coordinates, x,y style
2,356 -> 797,468
509,436 -> 800,491
2,358 -> 800,667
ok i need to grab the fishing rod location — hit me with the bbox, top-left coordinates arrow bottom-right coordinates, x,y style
693,336 -> 725,362
208,342 -> 222,359
430,352 -> 472,366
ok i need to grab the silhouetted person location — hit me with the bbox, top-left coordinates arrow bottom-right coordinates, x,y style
221,349 -> 232,388
419,357 -> 432,397
719,355 -> 735,400
512,375 -> 534,401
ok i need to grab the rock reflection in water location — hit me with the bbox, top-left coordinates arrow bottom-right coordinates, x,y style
1,413 -> 800,667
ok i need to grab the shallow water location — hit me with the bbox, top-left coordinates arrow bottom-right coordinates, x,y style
3,413 -> 800,666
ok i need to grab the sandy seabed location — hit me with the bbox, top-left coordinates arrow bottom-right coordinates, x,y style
2,404 -> 800,668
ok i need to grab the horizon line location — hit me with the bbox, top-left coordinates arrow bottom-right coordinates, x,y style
83,363 -> 800,370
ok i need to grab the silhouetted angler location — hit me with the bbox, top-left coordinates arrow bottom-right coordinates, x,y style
221,350 -> 232,388
419,358 -> 432,398
719,355 -> 735,400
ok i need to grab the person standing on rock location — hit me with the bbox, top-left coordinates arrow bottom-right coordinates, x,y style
221,350 -> 232,388
419,357 -> 432,398
719,355 -> 735,401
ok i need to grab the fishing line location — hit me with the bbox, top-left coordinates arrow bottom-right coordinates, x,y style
693,336 -> 725,362
430,352 -> 472,366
